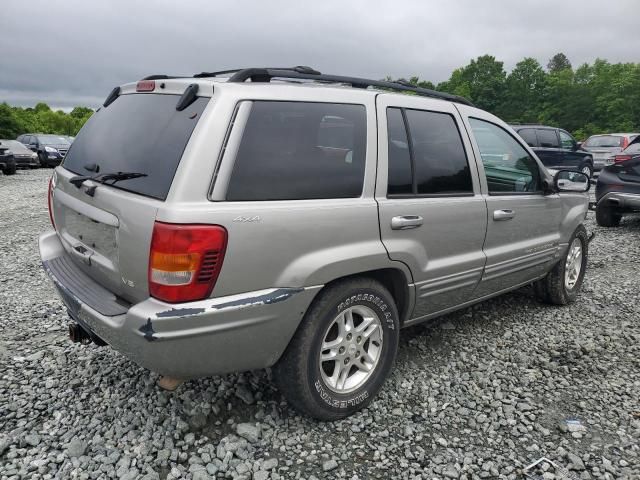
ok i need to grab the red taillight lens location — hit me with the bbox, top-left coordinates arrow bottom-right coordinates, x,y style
47,176 -> 55,228
614,155 -> 632,164
148,222 -> 227,303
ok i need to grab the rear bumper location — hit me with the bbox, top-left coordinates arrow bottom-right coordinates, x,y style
39,230 -> 321,378
14,156 -> 39,167
597,192 -> 640,211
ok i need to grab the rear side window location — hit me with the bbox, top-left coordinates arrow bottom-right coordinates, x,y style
63,94 -> 208,200
537,129 -> 560,148
385,107 -> 472,196
226,101 -> 366,201
517,128 -> 538,147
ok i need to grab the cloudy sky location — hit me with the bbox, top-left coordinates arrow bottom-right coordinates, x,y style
1,0 -> 637,110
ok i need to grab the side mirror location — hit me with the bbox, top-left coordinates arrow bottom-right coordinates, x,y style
555,170 -> 590,193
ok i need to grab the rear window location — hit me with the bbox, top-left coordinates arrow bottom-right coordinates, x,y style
584,135 -> 624,148
63,93 -> 208,200
226,101 -> 366,201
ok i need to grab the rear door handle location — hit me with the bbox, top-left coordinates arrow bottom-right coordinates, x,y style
493,209 -> 515,221
391,215 -> 423,230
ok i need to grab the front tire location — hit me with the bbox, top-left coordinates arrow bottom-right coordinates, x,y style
3,163 -> 16,175
273,278 -> 400,420
580,163 -> 593,179
595,204 -> 622,227
535,225 -> 588,305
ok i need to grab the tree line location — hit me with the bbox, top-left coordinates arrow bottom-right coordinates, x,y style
1,53 -> 638,141
399,53 -> 640,140
0,103 -> 93,139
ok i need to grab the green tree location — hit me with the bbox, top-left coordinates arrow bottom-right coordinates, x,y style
437,55 -> 506,111
547,53 -> 572,73
496,57 -> 546,123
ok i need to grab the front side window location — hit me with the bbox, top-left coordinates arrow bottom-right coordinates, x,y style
558,130 -> 575,149
469,118 -> 541,194
226,101 -> 366,201
537,129 -> 560,148
386,107 -> 472,196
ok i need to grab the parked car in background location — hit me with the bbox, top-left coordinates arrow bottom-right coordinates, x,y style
0,142 -> 17,175
39,67 -> 591,420
0,140 -> 39,168
511,124 -> 594,178
63,135 -> 75,144
581,133 -> 639,171
595,136 -> 640,227
16,134 -> 71,167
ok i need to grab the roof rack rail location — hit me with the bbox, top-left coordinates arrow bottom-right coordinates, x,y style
225,66 -> 473,106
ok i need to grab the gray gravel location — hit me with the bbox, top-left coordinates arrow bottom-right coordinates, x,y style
1,168 -> 639,479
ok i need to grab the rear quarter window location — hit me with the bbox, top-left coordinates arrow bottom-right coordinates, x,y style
226,101 -> 367,201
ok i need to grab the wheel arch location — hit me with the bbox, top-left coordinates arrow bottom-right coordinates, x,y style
320,267 -> 414,326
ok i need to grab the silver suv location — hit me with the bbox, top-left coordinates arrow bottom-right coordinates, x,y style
39,67 -> 591,420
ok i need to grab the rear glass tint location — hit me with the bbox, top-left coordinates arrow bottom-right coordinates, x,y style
226,101 -> 366,201
63,94 -> 208,200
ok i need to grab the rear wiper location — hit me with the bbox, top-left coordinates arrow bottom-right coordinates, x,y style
70,171 -> 148,188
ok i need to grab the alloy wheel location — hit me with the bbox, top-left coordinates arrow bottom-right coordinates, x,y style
319,305 -> 383,394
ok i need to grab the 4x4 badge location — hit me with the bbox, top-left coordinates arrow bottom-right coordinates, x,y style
233,215 -> 261,223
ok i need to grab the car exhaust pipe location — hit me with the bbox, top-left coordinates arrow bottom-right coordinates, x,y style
69,323 -> 93,345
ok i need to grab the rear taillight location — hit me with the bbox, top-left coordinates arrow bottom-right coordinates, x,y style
622,137 -> 629,149
614,155 -> 632,164
47,176 -> 55,228
148,222 -> 227,303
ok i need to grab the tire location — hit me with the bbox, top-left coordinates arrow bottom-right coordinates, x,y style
273,278 -> 400,420
38,153 -> 48,168
595,204 -> 622,227
3,163 -> 16,175
580,163 -> 593,179
535,225 -> 588,305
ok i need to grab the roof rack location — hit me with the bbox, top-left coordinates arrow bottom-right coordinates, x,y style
138,66 -> 474,106
224,66 -> 473,106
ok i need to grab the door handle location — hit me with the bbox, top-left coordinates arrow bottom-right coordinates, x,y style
493,209 -> 515,221
391,215 -> 424,230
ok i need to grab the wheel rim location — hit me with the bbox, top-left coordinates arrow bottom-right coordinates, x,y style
319,305 -> 383,394
564,238 -> 583,290
581,166 -> 591,177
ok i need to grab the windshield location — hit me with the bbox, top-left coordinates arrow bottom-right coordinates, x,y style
62,93 -> 209,200
583,135 -> 623,148
38,135 -> 70,145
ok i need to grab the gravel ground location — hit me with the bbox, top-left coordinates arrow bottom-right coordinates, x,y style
1,168 -> 639,480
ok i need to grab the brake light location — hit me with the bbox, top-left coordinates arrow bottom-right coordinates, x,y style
47,176 -> 55,228
622,137 -> 629,149
148,222 -> 227,303
136,80 -> 156,92
614,155 -> 632,164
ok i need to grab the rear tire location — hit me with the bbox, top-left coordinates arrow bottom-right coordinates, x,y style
535,225 -> 588,305
595,204 -> 622,227
273,278 -> 400,420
